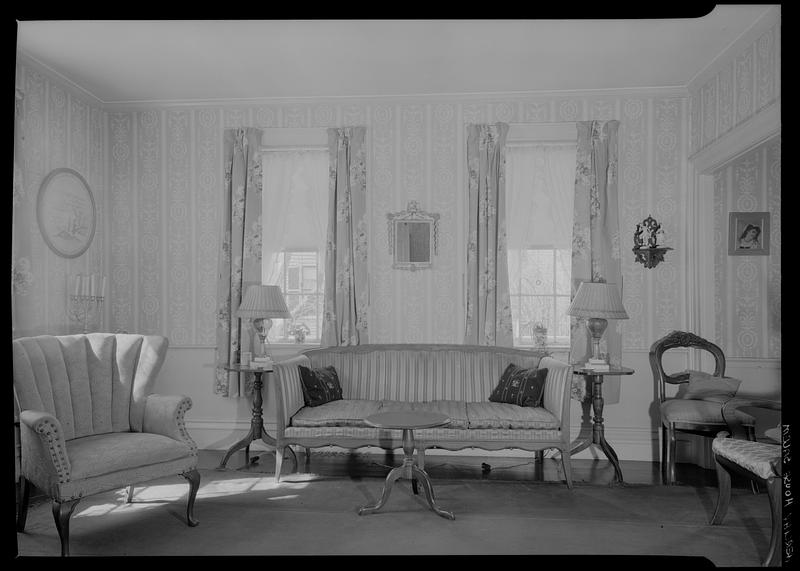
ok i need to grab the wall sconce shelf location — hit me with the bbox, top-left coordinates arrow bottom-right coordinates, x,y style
632,247 -> 673,269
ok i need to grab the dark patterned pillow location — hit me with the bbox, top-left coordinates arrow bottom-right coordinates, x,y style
489,364 -> 548,407
298,365 -> 343,407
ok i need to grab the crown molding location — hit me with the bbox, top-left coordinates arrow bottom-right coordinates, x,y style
98,85 -> 689,112
16,49 -> 105,107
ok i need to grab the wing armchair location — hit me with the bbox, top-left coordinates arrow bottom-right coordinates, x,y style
13,333 -> 200,556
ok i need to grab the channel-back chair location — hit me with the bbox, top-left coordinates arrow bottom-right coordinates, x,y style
13,333 -> 200,556
649,330 -> 755,485
710,398 -> 782,567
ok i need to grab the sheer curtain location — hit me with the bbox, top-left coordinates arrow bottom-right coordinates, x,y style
261,150 -> 329,285
505,144 -> 576,251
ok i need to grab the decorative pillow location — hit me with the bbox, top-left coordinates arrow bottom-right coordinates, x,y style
298,365 -> 343,407
676,370 -> 741,400
489,364 -> 548,407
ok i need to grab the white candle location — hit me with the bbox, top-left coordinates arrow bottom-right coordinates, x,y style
73,275 -> 81,296
101,276 -> 107,298
90,274 -> 96,297
83,275 -> 89,297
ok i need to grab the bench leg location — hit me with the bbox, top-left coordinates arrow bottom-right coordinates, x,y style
764,476 -> 781,566
710,456 -> 731,525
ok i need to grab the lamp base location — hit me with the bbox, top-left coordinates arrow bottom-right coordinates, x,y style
585,317 -> 608,362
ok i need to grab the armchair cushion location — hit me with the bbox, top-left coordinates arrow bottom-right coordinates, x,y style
67,432 -> 194,480
676,370 -> 741,400
661,399 -> 754,425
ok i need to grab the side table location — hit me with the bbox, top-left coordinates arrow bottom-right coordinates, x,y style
217,364 -> 297,471
571,366 -> 635,484
358,411 -> 455,520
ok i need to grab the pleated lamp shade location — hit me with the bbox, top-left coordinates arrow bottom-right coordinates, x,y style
567,281 -> 629,320
236,285 -> 291,319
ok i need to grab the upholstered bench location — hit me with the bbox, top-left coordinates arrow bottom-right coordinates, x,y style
271,344 -> 574,487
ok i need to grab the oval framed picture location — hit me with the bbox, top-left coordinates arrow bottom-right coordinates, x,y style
36,168 -> 96,258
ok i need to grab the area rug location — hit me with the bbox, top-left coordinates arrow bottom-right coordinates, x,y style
14,467 -> 773,565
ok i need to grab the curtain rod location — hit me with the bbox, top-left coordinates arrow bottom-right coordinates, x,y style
260,146 -> 328,152
506,141 -> 577,147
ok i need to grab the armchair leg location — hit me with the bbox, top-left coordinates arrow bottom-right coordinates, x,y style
765,476 -> 782,567
16,477 -> 30,532
665,425 -> 677,485
275,445 -> 285,483
126,484 -> 135,503
181,469 -> 200,527
709,456 -> 731,525
52,498 -> 81,557
560,448 -> 574,489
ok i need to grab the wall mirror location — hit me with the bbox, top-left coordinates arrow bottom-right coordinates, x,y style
387,201 -> 440,270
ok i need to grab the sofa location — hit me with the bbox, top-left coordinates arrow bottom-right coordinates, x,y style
271,344 -> 574,487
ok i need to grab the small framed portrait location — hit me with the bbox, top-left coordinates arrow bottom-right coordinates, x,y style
728,211 -> 770,256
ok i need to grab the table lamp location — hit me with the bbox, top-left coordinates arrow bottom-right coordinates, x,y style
236,284 -> 291,360
567,281 -> 629,369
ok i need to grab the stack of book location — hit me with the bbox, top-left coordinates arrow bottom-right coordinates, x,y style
583,358 -> 610,372
251,356 -> 273,369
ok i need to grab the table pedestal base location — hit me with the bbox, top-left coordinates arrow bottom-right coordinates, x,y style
359,428 -> 454,520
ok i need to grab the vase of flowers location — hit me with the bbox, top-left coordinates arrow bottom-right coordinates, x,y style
288,322 -> 310,344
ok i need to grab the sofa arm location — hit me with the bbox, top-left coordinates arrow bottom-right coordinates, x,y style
18,409 -> 72,493
539,357 -> 572,427
272,355 -> 311,436
142,394 -> 198,454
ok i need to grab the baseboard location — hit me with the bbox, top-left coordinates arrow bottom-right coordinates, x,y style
188,419 -> 664,463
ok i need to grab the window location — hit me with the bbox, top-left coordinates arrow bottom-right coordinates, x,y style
260,139 -> 329,344
508,247 -> 572,346
269,250 -> 324,343
505,132 -> 576,348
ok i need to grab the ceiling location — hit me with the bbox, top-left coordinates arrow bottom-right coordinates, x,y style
16,8 -> 775,104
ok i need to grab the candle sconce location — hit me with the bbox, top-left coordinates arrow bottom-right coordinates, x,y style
632,215 -> 672,269
68,274 -> 106,333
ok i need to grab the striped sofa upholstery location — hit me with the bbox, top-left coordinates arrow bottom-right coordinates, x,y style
272,344 -> 574,487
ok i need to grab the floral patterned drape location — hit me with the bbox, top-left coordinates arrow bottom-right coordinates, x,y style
464,123 -> 513,346
12,88 -> 26,338
321,127 -> 368,347
569,120 -> 622,400
214,127 -> 264,397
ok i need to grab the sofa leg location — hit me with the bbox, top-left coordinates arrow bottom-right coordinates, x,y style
126,484 -> 135,503
52,498 -> 81,557
16,477 -> 30,532
182,469 -> 200,527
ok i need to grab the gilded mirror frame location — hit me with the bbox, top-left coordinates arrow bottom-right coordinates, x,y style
387,200 -> 440,270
